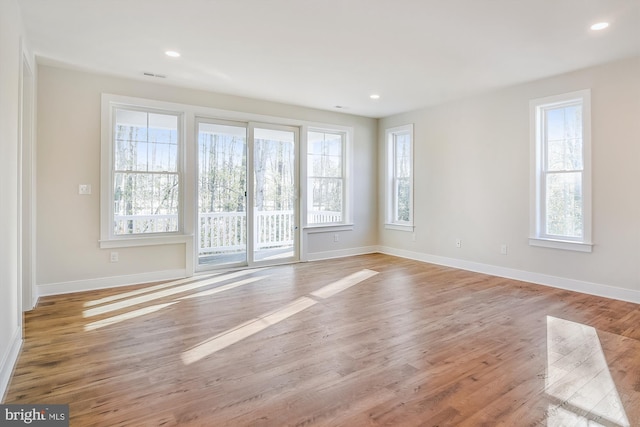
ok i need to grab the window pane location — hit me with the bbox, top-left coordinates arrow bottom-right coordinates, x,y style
545,172 -> 583,238
386,125 -> 413,226
113,172 -> 179,234
308,177 -> 343,224
308,132 -> 342,156
198,124 -> 247,213
545,105 -> 583,171
148,113 -> 178,143
395,177 -> 411,222
114,109 -> 178,172
309,153 -> 342,178
308,132 -> 342,178
395,134 -> 411,179
115,109 -> 148,141
307,130 -> 344,224
254,129 -> 296,212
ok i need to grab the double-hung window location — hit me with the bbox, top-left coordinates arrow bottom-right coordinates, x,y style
306,129 -> 347,225
101,96 -> 184,247
385,124 -> 414,230
530,90 -> 592,252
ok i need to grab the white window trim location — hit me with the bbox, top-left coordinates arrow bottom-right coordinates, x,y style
529,89 -> 592,253
301,125 -> 354,229
385,124 -> 414,231
100,95 -> 189,248
528,237 -> 592,252
385,223 -> 414,232
100,94 -> 355,251
305,224 -> 355,234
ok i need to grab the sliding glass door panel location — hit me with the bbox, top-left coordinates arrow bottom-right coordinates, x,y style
251,126 -> 298,263
197,120 -> 247,267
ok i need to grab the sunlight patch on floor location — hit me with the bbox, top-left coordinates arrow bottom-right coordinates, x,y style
310,269 -> 379,299
181,269 -> 379,365
181,297 -> 316,365
83,268 -> 268,318
178,276 -> 268,300
83,273 -> 223,308
84,302 -> 177,331
546,316 -> 630,427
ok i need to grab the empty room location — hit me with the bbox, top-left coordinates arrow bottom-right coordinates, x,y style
1,0 -> 639,425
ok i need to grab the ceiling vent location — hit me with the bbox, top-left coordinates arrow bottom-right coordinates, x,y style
143,72 -> 166,78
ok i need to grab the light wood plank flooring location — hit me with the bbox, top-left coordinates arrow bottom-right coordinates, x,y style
5,254 -> 640,426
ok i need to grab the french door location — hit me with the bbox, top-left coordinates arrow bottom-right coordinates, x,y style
196,119 -> 299,269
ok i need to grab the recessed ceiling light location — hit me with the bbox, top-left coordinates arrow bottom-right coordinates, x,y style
370,94 -> 380,100
165,50 -> 181,58
590,22 -> 609,31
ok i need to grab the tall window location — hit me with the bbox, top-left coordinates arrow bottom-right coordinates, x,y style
385,124 -> 414,230
530,90 -> 592,252
307,130 -> 346,225
111,107 -> 182,236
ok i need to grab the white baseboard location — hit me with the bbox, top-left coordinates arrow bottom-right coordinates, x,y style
34,248 -> 640,305
378,246 -> 640,304
305,246 -> 379,262
37,269 -> 188,297
0,328 -> 22,403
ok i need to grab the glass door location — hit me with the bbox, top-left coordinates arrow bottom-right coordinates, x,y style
250,125 -> 299,264
197,119 -> 248,268
196,120 -> 299,270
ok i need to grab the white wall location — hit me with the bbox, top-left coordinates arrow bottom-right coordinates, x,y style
36,64 -> 378,293
0,0 -> 30,401
379,57 -> 640,300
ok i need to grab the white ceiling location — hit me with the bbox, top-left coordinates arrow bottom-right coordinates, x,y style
18,0 -> 640,118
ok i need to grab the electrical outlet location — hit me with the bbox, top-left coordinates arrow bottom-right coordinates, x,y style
501,244 -> 508,255
79,184 -> 92,195
333,234 -> 339,242
456,238 -> 462,248
110,252 -> 119,262
412,233 -> 416,242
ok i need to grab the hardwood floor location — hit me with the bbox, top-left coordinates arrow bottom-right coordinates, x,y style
4,254 -> 640,426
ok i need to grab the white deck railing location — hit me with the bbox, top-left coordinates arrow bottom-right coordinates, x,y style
114,214 -> 179,235
308,211 -> 342,224
199,211 -> 247,252
115,210 -> 342,254
199,210 -> 296,252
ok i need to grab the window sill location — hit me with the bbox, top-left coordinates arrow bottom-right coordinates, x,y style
304,224 -> 354,234
528,237 -> 592,253
385,223 -> 414,232
100,234 -> 192,249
